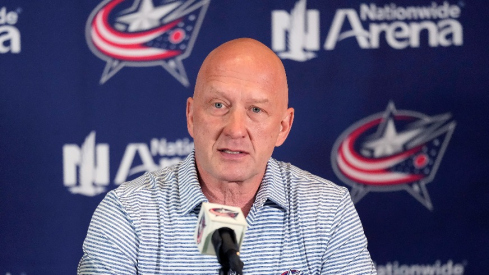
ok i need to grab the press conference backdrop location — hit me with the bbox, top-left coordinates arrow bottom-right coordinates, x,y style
1,0 -> 488,274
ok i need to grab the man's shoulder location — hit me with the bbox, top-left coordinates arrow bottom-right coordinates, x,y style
113,164 -> 179,199
273,159 -> 349,199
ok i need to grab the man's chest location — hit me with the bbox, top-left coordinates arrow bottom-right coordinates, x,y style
135,204 -> 322,274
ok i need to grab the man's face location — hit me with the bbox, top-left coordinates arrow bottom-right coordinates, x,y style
186,51 -> 293,184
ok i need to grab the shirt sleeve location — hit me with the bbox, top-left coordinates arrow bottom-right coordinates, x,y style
78,191 -> 139,275
321,190 -> 377,274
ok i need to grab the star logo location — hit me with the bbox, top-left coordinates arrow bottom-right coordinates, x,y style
363,118 -> 423,158
116,0 -> 181,32
331,102 -> 456,210
85,0 -> 210,86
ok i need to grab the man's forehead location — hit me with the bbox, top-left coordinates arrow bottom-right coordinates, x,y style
203,57 -> 275,83
194,38 -> 289,106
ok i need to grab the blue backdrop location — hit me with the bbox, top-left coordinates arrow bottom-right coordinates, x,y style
1,0 -> 488,274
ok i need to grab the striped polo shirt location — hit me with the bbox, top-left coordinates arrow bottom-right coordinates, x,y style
78,151 -> 376,274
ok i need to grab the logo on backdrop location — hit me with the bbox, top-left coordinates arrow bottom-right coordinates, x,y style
0,6 -> 21,54
271,0 -> 319,61
331,102 -> 456,210
376,260 -> 465,274
272,0 -> 463,61
62,131 -> 194,196
86,0 -> 210,86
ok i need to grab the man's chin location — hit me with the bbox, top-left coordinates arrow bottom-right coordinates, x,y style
218,174 -> 249,183
215,169 -> 255,183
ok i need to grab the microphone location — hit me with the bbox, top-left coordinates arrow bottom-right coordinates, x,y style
195,202 -> 247,275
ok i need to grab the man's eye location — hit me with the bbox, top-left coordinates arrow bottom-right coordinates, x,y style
214,102 -> 223,108
251,107 -> 261,113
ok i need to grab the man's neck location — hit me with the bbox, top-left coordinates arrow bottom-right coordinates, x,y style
199,177 -> 262,217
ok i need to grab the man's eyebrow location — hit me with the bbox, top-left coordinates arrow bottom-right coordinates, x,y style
249,98 -> 269,104
205,88 -> 270,104
202,86 -> 270,104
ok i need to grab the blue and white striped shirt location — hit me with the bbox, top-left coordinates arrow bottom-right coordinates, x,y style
78,151 -> 376,274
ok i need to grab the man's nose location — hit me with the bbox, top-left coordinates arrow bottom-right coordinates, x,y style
223,109 -> 247,138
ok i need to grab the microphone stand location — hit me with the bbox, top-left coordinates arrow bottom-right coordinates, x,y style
211,227 -> 244,275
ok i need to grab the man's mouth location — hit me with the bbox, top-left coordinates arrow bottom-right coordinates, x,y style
219,149 -> 245,154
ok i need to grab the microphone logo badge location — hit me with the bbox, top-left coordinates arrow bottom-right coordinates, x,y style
196,215 -> 206,244
331,102 -> 456,210
209,208 -> 239,219
86,0 -> 210,86
281,270 -> 302,275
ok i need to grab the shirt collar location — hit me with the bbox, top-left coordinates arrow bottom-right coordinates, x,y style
177,151 -> 288,215
253,158 -> 288,212
177,151 -> 208,216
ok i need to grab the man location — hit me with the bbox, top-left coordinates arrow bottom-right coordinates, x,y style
78,38 -> 376,274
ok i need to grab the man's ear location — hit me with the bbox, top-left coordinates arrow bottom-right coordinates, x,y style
186,97 -> 194,138
275,107 -> 294,147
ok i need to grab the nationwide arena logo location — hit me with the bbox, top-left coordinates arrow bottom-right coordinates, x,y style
331,102 -> 456,210
85,0 -> 210,86
272,0 -> 463,61
62,131 -> 194,196
0,6 -> 22,54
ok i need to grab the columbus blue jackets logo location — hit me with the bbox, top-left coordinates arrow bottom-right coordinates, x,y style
210,208 -> 239,219
281,270 -> 302,275
85,0 -> 210,86
196,215 -> 205,244
331,102 -> 456,210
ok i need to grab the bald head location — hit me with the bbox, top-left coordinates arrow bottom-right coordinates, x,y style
194,38 -> 289,109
